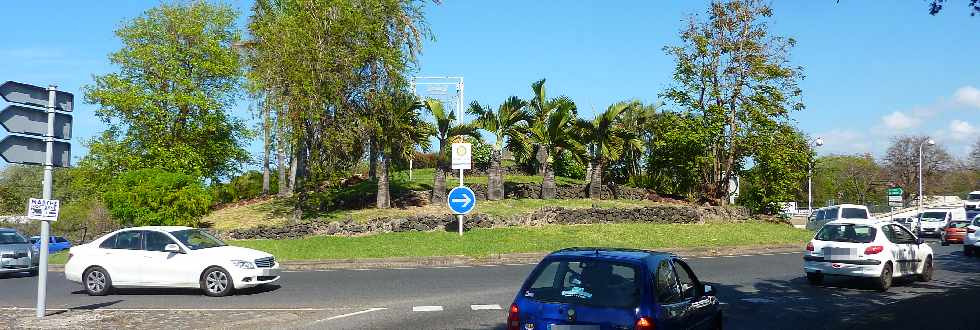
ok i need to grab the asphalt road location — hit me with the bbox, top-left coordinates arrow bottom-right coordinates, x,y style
2,242 -> 978,329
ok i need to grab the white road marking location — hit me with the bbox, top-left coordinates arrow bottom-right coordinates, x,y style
412,306 -> 444,312
309,308 -> 387,324
721,255 -> 738,258
741,298 -> 775,304
2,307 -> 333,312
352,268 -> 374,271
432,266 -> 451,269
391,267 -> 416,270
470,304 -> 502,310
479,264 -> 499,267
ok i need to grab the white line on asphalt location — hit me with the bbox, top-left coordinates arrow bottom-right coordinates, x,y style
352,268 -> 374,271
412,306 -> 444,312
479,264 -> 499,267
503,263 -> 525,266
470,304 -> 502,310
721,255 -> 738,258
697,256 -> 716,259
391,267 -> 416,270
309,308 -> 387,325
2,307 -> 334,312
432,266 -> 451,269
454,265 -> 473,268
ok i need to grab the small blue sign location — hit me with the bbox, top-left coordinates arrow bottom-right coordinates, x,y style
447,186 -> 476,215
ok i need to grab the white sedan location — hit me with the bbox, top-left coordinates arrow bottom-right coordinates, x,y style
65,226 -> 280,297
803,219 -> 933,291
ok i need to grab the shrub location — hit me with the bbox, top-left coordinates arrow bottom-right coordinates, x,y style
553,150 -> 586,180
102,169 -> 211,227
211,170 -> 279,204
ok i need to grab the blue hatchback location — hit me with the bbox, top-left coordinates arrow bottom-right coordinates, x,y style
30,235 -> 72,253
508,248 -> 723,330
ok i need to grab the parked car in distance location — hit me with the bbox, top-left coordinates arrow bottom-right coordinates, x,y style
65,226 -> 280,297
806,204 -> 872,231
508,248 -> 722,330
963,216 -> 980,257
0,228 -> 39,276
964,191 -> 980,211
804,220 -> 933,291
30,235 -> 72,253
941,221 -> 971,246
916,207 -> 965,237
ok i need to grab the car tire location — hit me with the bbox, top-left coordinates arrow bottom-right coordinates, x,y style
942,238 -> 950,246
965,246 -> 975,257
28,268 -> 38,277
713,311 -> 723,330
805,272 -> 823,285
201,266 -> 234,297
917,256 -> 933,282
875,263 -> 893,292
83,266 -> 112,296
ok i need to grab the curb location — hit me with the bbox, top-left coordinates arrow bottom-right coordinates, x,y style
43,243 -> 805,272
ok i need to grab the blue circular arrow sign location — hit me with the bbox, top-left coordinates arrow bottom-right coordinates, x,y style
447,186 -> 476,215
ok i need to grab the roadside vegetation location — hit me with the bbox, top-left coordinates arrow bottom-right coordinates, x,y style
230,223 -> 812,261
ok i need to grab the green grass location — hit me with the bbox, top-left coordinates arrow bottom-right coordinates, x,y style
49,251 -> 68,264
317,198 -> 658,223
390,167 -> 585,187
202,198 -> 292,231
230,223 -> 812,261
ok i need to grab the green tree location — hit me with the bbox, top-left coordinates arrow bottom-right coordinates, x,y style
663,0 -> 805,205
811,154 -> 882,206
527,103 -> 584,199
374,93 -> 433,208
83,1 -> 249,181
425,99 -> 479,203
102,169 -> 211,227
641,111 -> 714,200
467,96 -> 531,200
739,124 -> 812,214
577,101 -> 641,199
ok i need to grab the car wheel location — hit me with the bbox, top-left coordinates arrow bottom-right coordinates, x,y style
83,267 -> 112,296
942,237 -> 950,246
713,311 -> 724,330
201,267 -> 233,297
875,263 -> 893,292
965,246 -> 975,257
28,268 -> 38,277
805,272 -> 823,285
917,256 -> 933,282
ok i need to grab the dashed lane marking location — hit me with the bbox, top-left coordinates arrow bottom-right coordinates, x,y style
470,304 -> 502,310
412,306 -> 444,312
2,307 -> 335,312
308,308 -> 387,325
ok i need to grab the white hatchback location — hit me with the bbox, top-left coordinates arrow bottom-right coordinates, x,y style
65,226 -> 280,297
964,216 -> 980,256
803,220 -> 934,291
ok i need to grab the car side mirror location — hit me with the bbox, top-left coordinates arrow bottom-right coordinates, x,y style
703,284 -> 716,297
915,238 -> 925,245
164,244 -> 183,254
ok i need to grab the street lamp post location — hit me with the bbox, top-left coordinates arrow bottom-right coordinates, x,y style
808,137 -> 824,214
917,138 -> 935,233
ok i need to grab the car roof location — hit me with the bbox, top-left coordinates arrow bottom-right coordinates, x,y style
547,247 -> 674,264
825,219 -> 889,227
115,226 -> 194,233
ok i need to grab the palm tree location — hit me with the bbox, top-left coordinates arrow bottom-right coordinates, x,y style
527,103 -> 584,199
578,101 -> 642,199
467,97 -> 530,200
617,102 -> 658,183
374,93 -> 433,208
425,99 -> 480,204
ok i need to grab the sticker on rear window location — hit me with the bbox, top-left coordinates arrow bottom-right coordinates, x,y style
560,286 -> 593,299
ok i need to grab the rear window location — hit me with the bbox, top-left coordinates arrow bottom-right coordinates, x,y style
841,208 -> 868,219
949,221 -> 970,228
55,237 -> 69,243
975,218 -> 980,226
523,259 -> 640,308
969,193 -> 980,200
920,212 -> 948,222
815,224 -> 877,243
0,231 -> 27,244
825,208 -> 839,220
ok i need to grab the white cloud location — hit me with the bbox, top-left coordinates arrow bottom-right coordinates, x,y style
881,111 -> 919,130
955,86 -> 980,109
948,119 -> 977,141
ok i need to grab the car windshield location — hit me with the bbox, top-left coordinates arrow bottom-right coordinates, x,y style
920,212 -> 947,222
0,231 -> 28,244
841,208 -> 868,219
970,193 -> 980,201
949,221 -> 970,228
170,229 -> 226,250
523,259 -> 640,308
815,224 -> 876,243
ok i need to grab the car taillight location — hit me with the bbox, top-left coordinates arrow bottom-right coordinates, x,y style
864,245 -> 884,255
806,242 -> 814,252
507,304 -> 520,330
635,317 -> 655,330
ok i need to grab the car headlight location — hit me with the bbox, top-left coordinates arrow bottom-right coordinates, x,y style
231,260 -> 255,269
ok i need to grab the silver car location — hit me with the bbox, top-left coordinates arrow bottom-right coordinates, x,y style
0,228 -> 39,276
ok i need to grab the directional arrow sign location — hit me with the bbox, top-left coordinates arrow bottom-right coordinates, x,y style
447,186 -> 476,215
0,81 -> 73,112
0,105 -> 72,139
0,135 -> 70,167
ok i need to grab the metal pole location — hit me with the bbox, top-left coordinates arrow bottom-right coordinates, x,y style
36,85 -> 56,318
918,142 -> 923,234
458,168 -> 464,236
807,167 -> 813,214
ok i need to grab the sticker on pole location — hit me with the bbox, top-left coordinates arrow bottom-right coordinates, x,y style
451,142 -> 471,170
447,186 -> 476,215
27,198 -> 59,221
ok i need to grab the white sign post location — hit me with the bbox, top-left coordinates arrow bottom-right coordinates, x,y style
450,143 -> 472,236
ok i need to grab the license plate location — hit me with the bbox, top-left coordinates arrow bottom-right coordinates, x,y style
823,247 -> 856,260
261,269 -> 279,276
550,326 -> 600,330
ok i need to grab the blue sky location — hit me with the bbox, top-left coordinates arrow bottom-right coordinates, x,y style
1,1 -> 978,172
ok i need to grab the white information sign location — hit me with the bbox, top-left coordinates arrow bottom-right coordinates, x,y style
27,198 -> 59,221
451,142 -> 472,170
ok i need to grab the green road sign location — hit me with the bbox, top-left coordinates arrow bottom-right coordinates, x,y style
887,187 -> 903,196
